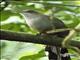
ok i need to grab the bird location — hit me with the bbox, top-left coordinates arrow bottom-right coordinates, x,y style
21,10 -> 71,60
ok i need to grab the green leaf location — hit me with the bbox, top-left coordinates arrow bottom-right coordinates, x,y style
19,50 -> 45,60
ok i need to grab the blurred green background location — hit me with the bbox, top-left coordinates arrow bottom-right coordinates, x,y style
0,0 -> 80,60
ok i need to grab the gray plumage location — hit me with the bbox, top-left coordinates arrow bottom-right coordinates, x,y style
21,10 -> 55,33
21,10 -> 71,60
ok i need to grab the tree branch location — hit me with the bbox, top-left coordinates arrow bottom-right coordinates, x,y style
0,29 -> 80,48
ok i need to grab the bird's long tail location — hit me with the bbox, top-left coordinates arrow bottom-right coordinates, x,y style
45,46 -> 71,60
60,48 -> 71,60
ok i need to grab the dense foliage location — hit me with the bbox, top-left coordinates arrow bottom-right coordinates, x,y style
0,1 -> 80,60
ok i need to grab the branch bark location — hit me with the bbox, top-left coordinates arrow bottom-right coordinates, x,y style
0,29 -> 80,48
